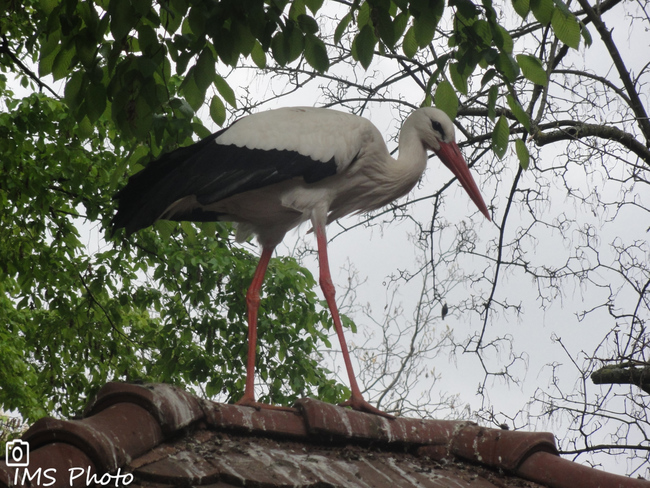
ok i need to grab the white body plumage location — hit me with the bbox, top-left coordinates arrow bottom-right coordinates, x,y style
212,107 -> 428,246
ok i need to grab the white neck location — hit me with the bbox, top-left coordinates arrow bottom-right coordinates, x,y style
389,125 -> 428,195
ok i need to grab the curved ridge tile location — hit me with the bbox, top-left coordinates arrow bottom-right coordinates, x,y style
23,403 -> 162,472
202,402 -> 307,438
85,382 -> 205,434
518,450 -> 650,488
449,424 -> 558,471
296,398 -> 474,447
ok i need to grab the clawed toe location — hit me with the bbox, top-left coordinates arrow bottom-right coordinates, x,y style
338,395 -> 395,419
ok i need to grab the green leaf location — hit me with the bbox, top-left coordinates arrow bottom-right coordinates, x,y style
298,14 -> 319,35
530,0 -> 554,25
78,2 -> 100,31
64,71 -> 85,110
304,34 -> 329,72
132,96 -> 153,139
414,8 -> 440,48
449,63 -> 468,95
481,68 -> 497,87
472,19 -> 493,46
551,9 -> 581,49
506,94 -> 531,131
194,49 -> 215,92
84,82 -> 107,123
285,26 -> 305,63
192,121 -> 212,139
375,7 -> 397,48
553,0 -> 572,16
214,75 -> 237,109
39,0 -> 58,15
131,0 -> 151,16
493,24 -> 513,54
209,95 -> 226,126
52,46 -> 76,81
182,72 -> 203,111
357,1 -> 371,27
352,24 -> 376,69
492,115 -> 509,159
161,4 -> 183,34
271,32 -> 287,66
75,29 -> 97,68
110,0 -> 136,40
305,0 -> 324,15
170,96 -> 194,120
455,0 -> 479,20
38,31 -> 61,77
187,3 -> 207,38
232,21 -> 256,57
402,26 -> 418,58
180,221 -> 197,244
334,13 -> 352,45
39,46 -> 60,77
515,138 -> 530,169
516,54 -> 547,86
512,0 -> 530,18
342,313 -> 357,333
155,220 -> 177,240
289,0 -> 306,21
251,41 -> 267,68
434,80 -> 458,119
393,12 -> 409,41
495,52 -> 520,82
271,26 -> 305,66
78,115 -> 94,140
137,24 -> 157,54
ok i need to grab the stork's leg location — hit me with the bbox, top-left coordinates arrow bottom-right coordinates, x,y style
315,224 -> 395,419
236,247 -> 295,412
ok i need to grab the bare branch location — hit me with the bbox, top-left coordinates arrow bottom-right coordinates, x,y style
0,35 -> 60,99
592,364 -> 650,394
534,123 -> 650,164
575,0 -> 650,148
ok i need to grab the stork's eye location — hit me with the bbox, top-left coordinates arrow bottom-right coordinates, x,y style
431,120 -> 445,139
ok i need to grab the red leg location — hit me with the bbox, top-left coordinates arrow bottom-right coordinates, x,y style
236,246 -> 272,407
236,247 -> 296,412
315,225 -> 394,419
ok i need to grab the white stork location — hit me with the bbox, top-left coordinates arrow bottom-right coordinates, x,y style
112,106 -> 491,418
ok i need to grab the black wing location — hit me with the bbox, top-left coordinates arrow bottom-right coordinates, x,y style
111,129 -> 338,235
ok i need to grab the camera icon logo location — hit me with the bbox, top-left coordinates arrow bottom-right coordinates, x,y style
5,439 -> 30,467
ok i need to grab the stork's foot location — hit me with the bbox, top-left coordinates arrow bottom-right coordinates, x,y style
339,395 -> 395,420
235,395 -> 298,413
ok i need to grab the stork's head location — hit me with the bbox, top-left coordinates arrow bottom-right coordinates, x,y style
406,107 -> 457,151
407,107 -> 491,221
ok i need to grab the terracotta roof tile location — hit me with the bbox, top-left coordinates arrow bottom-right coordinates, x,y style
24,402 -> 162,473
85,382 -> 204,435
133,432 -> 516,488
0,382 -> 647,488
202,401 -> 308,438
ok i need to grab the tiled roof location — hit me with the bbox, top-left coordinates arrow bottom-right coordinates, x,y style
0,382 -> 647,488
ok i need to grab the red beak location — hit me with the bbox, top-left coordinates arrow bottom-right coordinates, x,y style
435,141 -> 491,221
